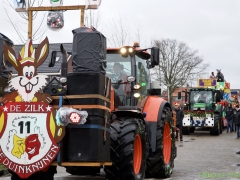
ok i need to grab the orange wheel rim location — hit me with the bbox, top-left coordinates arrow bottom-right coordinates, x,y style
133,134 -> 142,175
163,122 -> 172,164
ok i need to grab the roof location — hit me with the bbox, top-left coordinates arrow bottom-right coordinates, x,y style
8,43 -> 72,74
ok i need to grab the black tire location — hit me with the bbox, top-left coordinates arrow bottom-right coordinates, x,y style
66,166 -> 100,175
189,127 -> 195,133
104,118 -> 147,180
210,113 -> 220,136
220,118 -> 223,134
10,166 -> 56,180
182,127 -> 190,135
145,107 -> 175,178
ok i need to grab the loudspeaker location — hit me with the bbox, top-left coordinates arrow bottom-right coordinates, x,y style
72,27 -> 106,74
62,116 -> 110,162
66,72 -> 111,108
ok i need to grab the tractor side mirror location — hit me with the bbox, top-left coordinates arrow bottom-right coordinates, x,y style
49,51 -> 57,67
178,92 -> 182,99
150,47 -> 159,67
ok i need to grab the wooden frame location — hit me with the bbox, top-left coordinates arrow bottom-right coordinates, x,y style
16,5 -> 99,39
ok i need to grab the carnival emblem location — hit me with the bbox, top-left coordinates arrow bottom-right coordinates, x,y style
0,38 -> 65,178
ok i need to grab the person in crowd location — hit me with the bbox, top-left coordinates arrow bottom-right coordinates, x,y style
225,103 -> 233,133
216,69 -> 224,82
210,72 -> 215,79
233,104 -> 240,139
174,103 -> 184,142
233,104 -> 239,132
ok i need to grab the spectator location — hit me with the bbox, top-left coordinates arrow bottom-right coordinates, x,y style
174,103 -> 184,142
216,69 -> 224,82
210,72 -> 215,79
233,104 -> 240,139
225,103 -> 233,133
233,104 -> 238,132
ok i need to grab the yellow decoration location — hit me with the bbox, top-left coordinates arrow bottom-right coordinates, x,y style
15,95 -> 22,102
12,134 -> 25,159
50,112 -> 56,138
0,113 -> 4,134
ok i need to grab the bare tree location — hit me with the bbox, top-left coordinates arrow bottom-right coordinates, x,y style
2,0 -> 46,43
84,9 -> 101,29
105,15 -> 132,47
152,38 -> 208,104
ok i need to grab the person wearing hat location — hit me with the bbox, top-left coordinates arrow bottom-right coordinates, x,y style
216,69 -> 224,82
174,103 -> 184,141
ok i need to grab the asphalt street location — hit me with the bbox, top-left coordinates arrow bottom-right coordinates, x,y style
1,128 -> 240,180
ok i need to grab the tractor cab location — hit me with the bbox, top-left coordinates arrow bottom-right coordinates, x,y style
189,88 -> 214,111
106,44 -> 158,109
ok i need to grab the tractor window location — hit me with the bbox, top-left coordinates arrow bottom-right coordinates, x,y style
106,53 -> 132,107
136,61 -> 148,97
190,90 -> 213,110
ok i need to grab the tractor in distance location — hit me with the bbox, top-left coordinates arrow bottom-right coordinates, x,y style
178,78 -> 230,135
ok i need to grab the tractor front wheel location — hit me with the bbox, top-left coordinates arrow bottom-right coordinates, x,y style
190,127 -> 195,133
104,118 -> 147,180
145,106 -> 175,178
182,127 -> 190,135
210,114 -> 220,136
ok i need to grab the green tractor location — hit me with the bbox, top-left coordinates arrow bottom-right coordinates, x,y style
179,85 -> 228,136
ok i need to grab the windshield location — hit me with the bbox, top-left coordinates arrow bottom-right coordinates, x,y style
106,51 -> 150,108
190,90 -> 213,110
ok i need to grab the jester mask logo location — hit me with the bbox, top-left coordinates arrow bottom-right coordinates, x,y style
0,38 -> 65,178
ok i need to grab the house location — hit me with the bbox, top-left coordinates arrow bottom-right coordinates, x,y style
8,43 -> 73,79
161,87 -> 188,106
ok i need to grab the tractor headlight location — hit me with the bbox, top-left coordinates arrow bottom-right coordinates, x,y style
133,84 -> 141,90
134,92 -> 141,98
128,47 -> 133,53
127,76 -> 135,82
120,48 -> 127,54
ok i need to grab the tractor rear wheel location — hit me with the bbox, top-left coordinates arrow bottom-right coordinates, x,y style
220,120 -> 223,134
65,166 -> 100,175
190,127 -> 195,133
210,114 -> 220,136
145,107 -> 175,178
104,118 -> 147,180
182,127 -> 190,135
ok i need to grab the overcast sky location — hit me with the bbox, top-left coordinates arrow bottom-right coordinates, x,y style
0,0 -> 240,88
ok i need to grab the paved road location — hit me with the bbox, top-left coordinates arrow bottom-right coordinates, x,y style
1,128 -> 240,180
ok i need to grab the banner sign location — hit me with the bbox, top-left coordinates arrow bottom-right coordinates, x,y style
198,79 -> 217,87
